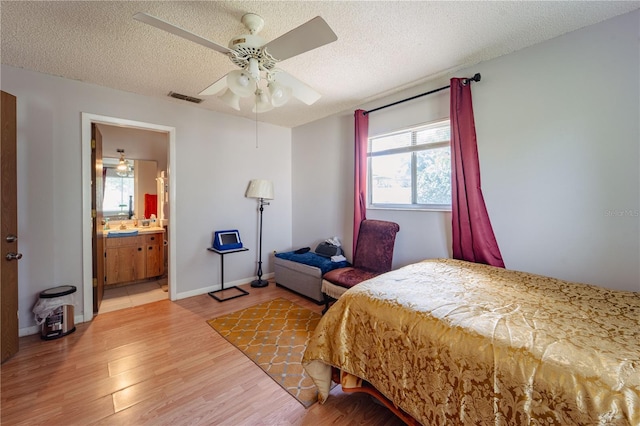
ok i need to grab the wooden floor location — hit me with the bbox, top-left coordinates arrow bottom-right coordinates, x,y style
1,280 -> 404,425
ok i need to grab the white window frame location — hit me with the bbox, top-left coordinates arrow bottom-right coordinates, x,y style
367,119 -> 452,211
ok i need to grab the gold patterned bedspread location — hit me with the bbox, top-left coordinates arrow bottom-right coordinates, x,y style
302,258 -> 640,425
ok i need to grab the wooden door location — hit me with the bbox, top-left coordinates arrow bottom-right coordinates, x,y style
1,91 -> 20,362
105,236 -> 145,285
105,244 -> 137,285
145,233 -> 163,277
134,238 -> 146,281
92,124 -> 105,313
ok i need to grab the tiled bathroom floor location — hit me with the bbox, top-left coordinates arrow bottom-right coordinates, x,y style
99,279 -> 168,314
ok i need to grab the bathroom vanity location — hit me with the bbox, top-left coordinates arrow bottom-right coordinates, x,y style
104,228 -> 165,286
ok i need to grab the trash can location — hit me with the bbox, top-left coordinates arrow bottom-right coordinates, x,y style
33,285 -> 76,340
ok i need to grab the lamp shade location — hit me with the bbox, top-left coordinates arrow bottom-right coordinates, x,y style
268,80 -> 292,107
219,88 -> 241,111
227,70 -> 254,98
116,150 -> 131,177
252,90 -> 274,113
245,179 -> 274,200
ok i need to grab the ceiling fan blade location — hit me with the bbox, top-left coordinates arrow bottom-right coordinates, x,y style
198,74 -> 229,96
263,16 -> 337,61
275,71 -> 321,105
133,12 -> 232,55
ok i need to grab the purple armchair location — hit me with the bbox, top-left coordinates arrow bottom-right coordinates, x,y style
321,219 -> 400,313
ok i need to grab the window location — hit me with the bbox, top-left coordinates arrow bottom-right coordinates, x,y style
103,167 -> 135,219
368,119 -> 451,209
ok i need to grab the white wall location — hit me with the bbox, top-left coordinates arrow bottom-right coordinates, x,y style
471,10 -> 639,291
291,114 -> 354,253
292,10 -> 640,292
97,124 -> 169,172
1,65 -> 292,332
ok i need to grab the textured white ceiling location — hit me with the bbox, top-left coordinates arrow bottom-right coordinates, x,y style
2,1 -> 638,128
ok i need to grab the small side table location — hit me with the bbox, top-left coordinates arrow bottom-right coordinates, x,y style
207,247 -> 249,302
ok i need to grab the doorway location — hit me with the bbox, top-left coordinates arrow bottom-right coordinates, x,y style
81,113 -> 176,322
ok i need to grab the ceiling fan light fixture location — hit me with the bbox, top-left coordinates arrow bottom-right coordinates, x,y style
253,89 -> 274,113
135,12 -> 337,112
268,81 -> 292,107
219,88 -> 241,111
227,70 -> 254,98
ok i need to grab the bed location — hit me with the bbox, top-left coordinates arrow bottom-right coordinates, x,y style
302,258 -> 639,425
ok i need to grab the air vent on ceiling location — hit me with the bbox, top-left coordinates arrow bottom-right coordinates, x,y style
168,91 -> 203,104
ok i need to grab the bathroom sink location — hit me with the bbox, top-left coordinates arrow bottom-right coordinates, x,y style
102,226 -> 164,237
106,229 -> 139,237
135,226 -> 165,234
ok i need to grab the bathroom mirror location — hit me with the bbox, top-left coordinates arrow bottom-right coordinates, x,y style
102,158 -> 157,221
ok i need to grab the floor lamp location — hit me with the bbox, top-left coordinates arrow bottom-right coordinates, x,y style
245,179 -> 274,288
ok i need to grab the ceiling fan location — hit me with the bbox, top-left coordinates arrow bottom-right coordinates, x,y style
133,12 -> 338,112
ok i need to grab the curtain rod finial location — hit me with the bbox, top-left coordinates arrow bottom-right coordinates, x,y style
462,73 -> 481,86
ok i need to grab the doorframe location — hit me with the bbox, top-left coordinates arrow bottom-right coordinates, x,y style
81,113 -> 177,322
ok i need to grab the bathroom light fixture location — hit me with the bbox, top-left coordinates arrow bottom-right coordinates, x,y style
245,179 -> 274,288
116,149 -> 131,177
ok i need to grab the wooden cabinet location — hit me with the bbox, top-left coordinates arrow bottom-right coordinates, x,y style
105,231 -> 164,286
145,233 -> 164,278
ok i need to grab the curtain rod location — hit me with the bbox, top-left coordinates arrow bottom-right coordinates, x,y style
363,73 -> 481,116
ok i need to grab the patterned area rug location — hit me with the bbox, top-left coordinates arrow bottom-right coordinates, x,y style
207,298 -> 322,407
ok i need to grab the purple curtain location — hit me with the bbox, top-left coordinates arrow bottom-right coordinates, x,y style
353,109 -> 368,256
450,78 -> 505,268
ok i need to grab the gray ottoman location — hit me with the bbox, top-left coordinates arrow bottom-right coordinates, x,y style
274,251 -> 349,304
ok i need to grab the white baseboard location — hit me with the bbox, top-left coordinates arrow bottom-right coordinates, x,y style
174,273 -> 274,300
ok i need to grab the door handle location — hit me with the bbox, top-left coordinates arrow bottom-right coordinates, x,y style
6,252 -> 22,261
5,234 -> 17,243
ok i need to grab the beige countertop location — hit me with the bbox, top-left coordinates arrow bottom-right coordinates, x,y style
99,226 -> 165,237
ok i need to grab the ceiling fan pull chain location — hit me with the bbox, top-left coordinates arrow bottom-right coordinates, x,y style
255,94 -> 259,149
